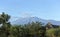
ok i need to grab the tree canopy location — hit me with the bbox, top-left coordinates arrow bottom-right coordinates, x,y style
0,12 -> 60,37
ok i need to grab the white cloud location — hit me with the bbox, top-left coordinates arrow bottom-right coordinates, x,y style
20,11 -> 33,18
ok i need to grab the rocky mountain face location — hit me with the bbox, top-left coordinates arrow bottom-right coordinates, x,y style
11,17 -> 60,25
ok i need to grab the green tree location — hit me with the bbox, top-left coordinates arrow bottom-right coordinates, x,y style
0,12 -> 11,37
46,28 -> 60,37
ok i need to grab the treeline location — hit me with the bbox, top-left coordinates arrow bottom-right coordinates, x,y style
0,12 -> 60,37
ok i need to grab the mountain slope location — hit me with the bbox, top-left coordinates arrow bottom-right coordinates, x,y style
11,17 -> 60,25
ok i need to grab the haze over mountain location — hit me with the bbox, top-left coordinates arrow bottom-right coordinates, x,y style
11,17 -> 60,25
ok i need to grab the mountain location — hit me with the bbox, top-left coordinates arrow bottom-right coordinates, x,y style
11,17 -> 60,25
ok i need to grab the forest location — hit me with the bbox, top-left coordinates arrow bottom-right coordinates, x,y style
0,12 -> 60,37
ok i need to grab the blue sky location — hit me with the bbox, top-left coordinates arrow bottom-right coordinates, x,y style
0,0 -> 60,21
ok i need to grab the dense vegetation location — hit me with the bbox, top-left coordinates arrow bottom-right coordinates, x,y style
0,12 -> 60,37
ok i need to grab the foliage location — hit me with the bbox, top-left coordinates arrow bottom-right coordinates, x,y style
0,12 -> 60,37
46,28 -> 60,37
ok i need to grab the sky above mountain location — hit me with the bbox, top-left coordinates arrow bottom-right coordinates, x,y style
0,0 -> 60,21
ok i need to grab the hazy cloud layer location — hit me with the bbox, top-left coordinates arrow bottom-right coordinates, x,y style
19,11 -> 33,18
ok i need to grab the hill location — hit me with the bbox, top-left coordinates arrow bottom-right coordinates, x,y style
11,17 -> 60,25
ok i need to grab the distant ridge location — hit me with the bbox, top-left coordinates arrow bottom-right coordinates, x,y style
11,17 -> 60,25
